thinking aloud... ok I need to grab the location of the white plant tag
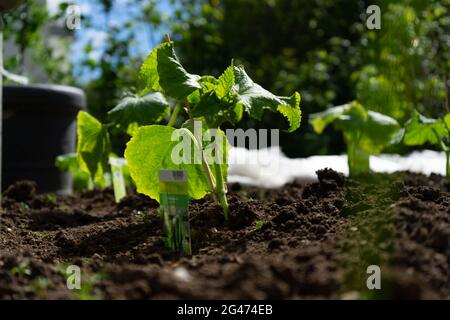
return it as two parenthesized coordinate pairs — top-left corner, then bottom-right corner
(109, 157), (127, 203)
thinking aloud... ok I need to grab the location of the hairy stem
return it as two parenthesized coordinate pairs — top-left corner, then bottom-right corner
(188, 118), (216, 194)
(167, 103), (181, 127)
(214, 162), (229, 220)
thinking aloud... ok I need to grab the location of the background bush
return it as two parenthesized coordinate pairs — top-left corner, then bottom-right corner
(3, 0), (448, 157)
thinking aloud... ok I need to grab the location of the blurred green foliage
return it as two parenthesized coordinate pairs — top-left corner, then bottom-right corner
(2, 0), (74, 84)
(354, 0), (449, 122)
(166, 0), (449, 157)
(3, 0), (449, 157)
(167, 0), (364, 156)
(78, 0), (165, 155)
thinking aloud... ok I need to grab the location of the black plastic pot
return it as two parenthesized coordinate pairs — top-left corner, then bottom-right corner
(2, 84), (85, 193)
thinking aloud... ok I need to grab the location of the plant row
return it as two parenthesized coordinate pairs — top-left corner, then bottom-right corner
(57, 38), (450, 219)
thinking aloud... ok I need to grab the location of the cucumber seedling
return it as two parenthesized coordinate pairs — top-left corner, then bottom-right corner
(56, 90), (170, 194)
(310, 101), (402, 176)
(76, 91), (170, 188)
(403, 111), (450, 180)
(125, 39), (301, 219)
(55, 153), (92, 192)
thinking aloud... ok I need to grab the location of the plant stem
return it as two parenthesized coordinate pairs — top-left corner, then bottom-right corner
(185, 104), (216, 193)
(201, 154), (216, 193)
(167, 104), (181, 127)
(214, 162), (229, 220)
(347, 143), (370, 177)
(188, 118), (216, 193)
(432, 128), (450, 180)
(446, 151), (450, 181)
(185, 104), (228, 218)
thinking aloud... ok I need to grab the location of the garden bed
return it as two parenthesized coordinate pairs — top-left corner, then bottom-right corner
(0, 169), (448, 299)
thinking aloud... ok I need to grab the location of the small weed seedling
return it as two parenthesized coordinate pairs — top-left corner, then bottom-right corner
(45, 194), (57, 206)
(310, 101), (402, 176)
(125, 39), (301, 219)
(403, 111), (450, 180)
(255, 220), (267, 231)
(11, 260), (31, 278)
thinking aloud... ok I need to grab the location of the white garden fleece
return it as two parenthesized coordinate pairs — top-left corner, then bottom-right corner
(228, 148), (446, 188)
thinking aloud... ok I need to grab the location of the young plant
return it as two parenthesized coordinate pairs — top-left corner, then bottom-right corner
(310, 101), (402, 176)
(125, 40), (301, 219)
(73, 92), (170, 189)
(55, 153), (92, 192)
(403, 111), (450, 180)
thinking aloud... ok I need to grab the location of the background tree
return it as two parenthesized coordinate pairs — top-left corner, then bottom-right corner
(354, 0), (449, 122)
(164, 0), (449, 156)
(166, 0), (364, 157)
(2, 0), (74, 84)
(4, 0), (448, 157)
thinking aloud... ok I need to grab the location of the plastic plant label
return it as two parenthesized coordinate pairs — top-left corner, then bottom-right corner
(109, 157), (127, 203)
(158, 169), (192, 255)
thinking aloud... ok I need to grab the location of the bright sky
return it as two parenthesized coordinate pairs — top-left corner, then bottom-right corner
(47, 0), (171, 83)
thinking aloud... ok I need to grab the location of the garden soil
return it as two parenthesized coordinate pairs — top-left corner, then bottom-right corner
(0, 169), (448, 299)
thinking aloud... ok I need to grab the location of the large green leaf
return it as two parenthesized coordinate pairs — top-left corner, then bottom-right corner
(215, 65), (235, 99)
(343, 110), (402, 154)
(77, 111), (111, 185)
(310, 103), (366, 134)
(138, 47), (162, 92)
(188, 68), (242, 128)
(403, 111), (447, 146)
(190, 90), (243, 128)
(232, 65), (301, 132)
(125, 123), (230, 202)
(125, 125), (209, 202)
(444, 113), (450, 131)
(139, 42), (201, 99)
(108, 92), (170, 133)
(310, 101), (401, 154)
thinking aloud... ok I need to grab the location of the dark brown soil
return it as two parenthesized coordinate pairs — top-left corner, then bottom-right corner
(0, 170), (448, 300)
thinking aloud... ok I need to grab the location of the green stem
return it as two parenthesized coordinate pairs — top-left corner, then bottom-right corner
(347, 143), (370, 177)
(167, 104), (181, 127)
(188, 118), (216, 193)
(446, 151), (450, 181)
(214, 162), (229, 220)
(432, 128), (449, 180)
(185, 104), (228, 218)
